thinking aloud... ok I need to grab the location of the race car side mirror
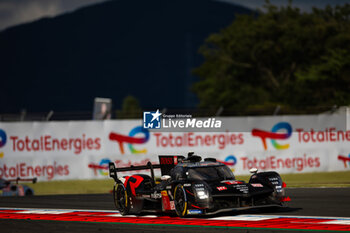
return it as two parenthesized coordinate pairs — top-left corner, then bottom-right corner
(161, 175), (171, 181)
(249, 168), (258, 174)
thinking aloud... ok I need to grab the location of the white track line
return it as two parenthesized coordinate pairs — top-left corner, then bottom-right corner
(1, 207), (350, 222)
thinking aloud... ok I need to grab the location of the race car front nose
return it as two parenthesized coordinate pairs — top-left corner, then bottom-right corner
(193, 186), (212, 208)
(195, 190), (208, 199)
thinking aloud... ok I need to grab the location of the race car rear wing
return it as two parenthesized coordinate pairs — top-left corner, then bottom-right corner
(109, 161), (161, 183)
(7, 177), (37, 184)
(109, 155), (184, 183)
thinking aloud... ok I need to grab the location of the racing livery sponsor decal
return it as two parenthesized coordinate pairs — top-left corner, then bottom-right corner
(223, 180), (243, 185)
(161, 190), (172, 211)
(124, 175), (144, 196)
(216, 186), (227, 191)
(187, 209), (203, 215)
(235, 185), (249, 193)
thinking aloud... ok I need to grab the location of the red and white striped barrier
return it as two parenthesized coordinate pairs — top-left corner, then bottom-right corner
(0, 207), (350, 232)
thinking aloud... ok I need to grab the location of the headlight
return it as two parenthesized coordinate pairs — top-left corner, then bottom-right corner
(195, 188), (209, 199)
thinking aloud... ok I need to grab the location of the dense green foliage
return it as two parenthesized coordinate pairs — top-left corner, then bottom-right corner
(116, 95), (143, 118)
(193, 2), (350, 115)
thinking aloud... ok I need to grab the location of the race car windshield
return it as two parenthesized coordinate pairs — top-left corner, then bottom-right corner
(187, 166), (235, 181)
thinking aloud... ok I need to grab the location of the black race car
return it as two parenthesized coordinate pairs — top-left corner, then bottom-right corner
(109, 153), (290, 217)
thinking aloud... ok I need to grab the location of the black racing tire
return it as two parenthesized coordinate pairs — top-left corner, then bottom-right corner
(174, 184), (188, 217)
(267, 188), (283, 206)
(25, 189), (33, 196)
(113, 183), (129, 215)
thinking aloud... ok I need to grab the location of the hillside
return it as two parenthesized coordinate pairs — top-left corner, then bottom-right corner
(0, 0), (252, 113)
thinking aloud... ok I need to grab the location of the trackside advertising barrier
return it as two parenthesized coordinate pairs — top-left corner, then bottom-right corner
(0, 109), (350, 181)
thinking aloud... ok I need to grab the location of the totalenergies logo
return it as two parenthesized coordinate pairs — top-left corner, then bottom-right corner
(0, 129), (7, 158)
(218, 155), (237, 172)
(223, 155), (237, 166)
(98, 158), (111, 176)
(109, 126), (150, 154)
(338, 154), (350, 168)
(252, 122), (292, 150)
(88, 158), (111, 176)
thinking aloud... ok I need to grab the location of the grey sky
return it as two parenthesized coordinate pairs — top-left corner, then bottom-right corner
(0, 0), (108, 31)
(0, 0), (349, 32)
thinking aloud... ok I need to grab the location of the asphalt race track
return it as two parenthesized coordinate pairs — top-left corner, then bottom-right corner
(0, 188), (350, 233)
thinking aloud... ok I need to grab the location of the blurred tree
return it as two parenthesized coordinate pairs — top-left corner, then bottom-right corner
(193, 2), (350, 115)
(116, 95), (143, 118)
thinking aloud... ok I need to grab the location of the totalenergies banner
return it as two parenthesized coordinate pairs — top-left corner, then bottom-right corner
(0, 110), (350, 181)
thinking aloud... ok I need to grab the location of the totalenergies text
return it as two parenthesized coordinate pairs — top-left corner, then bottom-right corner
(10, 135), (101, 155)
(241, 154), (320, 171)
(296, 128), (350, 143)
(153, 132), (244, 149)
(0, 162), (69, 180)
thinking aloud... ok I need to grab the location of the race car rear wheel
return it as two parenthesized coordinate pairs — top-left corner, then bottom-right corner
(113, 183), (129, 215)
(174, 184), (188, 217)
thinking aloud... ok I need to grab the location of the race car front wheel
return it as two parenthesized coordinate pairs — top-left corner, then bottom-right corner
(174, 184), (188, 217)
(113, 183), (129, 215)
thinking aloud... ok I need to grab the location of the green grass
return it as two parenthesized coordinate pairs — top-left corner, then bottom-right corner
(25, 179), (115, 195)
(25, 171), (350, 195)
